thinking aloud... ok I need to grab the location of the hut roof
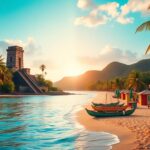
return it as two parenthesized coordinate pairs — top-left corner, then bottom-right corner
(120, 90), (129, 93)
(120, 90), (136, 94)
(138, 90), (150, 95)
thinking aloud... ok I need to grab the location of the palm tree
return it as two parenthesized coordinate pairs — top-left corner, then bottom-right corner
(0, 55), (5, 81)
(40, 64), (46, 75)
(0, 55), (5, 67)
(136, 6), (150, 54)
(127, 71), (146, 92)
(136, 21), (150, 32)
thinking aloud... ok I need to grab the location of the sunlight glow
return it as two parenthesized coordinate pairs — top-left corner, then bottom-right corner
(64, 62), (83, 76)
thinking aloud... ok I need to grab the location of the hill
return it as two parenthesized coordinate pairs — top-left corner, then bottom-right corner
(54, 59), (150, 90)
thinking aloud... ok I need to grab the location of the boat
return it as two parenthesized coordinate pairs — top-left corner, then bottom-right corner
(85, 103), (137, 117)
(92, 101), (124, 107)
(91, 105), (128, 112)
(112, 95), (117, 98)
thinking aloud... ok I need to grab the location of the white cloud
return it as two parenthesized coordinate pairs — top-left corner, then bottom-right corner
(78, 45), (139, 69)
(75, 0), (150, 27)
(98, 2), (119, 18)
(117, 0), (150, 24)
(77, 0), (92, 9)
(121, 0), (150, 16)
(117, 15), (134, 24)
(74, 13), (108, 27)
(0, 37), (42, 57)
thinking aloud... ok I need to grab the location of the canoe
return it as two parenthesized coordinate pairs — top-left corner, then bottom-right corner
(112, 95), (118, 98)
(92, 101), (120, 107)
(85, 107), (136, 117)
(85, 103), (137, 117)
(92, 105), (128, 112)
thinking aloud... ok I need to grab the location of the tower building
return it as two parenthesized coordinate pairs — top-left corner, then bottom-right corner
(6, 46), (24, 70)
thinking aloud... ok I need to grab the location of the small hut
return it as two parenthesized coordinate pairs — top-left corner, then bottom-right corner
(120, 90), (137, 103)
(138, 90), (150, 106)
(120, 90), (128, 100)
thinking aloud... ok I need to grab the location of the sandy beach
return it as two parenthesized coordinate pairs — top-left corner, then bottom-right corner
(76, 92), (150, 150)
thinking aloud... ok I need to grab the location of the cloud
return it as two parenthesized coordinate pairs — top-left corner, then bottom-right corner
(0, 37), (41, 55)
(121, 0), (150, 16)
(117, 0), (150, 24)
(117, 15), (134, 24)
(75, 0), (150, 27)
(77, 0), (92, 9)
(98, 2), (119, 18)
(78, 45), (139, 69)
(74, 13), (108, 27)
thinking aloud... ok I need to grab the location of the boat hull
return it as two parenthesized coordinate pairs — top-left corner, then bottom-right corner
(92, 101), (121, 107)
(85, 102), (137, 117)
(92, 105), (128, 112)
(85, 108), (135, 117)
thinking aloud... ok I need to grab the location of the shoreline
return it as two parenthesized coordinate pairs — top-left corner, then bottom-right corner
(0, 91), (74, 98)
(76, 92), (150, 150)
(76, 109), (136, 150)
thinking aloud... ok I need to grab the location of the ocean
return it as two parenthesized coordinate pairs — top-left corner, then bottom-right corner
(0, 91), (119, 150)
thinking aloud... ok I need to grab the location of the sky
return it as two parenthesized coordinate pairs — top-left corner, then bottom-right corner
(0, 0), (150, 81)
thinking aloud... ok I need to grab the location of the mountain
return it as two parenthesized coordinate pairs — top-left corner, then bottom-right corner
(54, 59), (150, 90)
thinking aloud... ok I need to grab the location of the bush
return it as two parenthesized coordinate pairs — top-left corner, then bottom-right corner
(50, 87), (59, 91)
(45, 80), (53, 91)
(35, 74), (57, 92)
(1, 81), (15, 93)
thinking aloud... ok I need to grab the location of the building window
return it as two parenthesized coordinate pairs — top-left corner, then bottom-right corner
(10, 57), (12, 62)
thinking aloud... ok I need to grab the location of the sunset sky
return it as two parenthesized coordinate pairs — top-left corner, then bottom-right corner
(0, 0), (150, 81)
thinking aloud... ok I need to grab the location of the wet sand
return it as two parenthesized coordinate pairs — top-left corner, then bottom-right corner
(76, 93), (150, 150)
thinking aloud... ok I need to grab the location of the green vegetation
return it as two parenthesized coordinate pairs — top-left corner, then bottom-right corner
(40, 64), (46, 75)
(136, 7), (150, 54)
(0, 55), (15, 93)
(89, 70), (150, 92)
(35, 74), (59, 92)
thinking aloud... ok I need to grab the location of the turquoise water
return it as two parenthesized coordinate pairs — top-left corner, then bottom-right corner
(0, 91), (119, 150)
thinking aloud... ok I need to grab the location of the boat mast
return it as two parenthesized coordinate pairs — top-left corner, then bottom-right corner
(105, 80), (108, 104)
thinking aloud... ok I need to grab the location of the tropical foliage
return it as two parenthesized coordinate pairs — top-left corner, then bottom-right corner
(40, 64), (46, 75)
(0, 55), (15, 93)
(88, 70), (150, 92)
(136, 6), (150, 54)
(126, 70), (146, 92)
(35, 74), (58, 92)
(136, 21), (150, 33)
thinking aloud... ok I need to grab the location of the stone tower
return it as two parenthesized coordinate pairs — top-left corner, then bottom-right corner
(6, 46), (24, 70)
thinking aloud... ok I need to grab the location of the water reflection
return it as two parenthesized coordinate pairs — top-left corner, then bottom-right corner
(0, 92), (119, 149)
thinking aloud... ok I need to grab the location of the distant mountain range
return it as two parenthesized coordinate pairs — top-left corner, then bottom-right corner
(54, 59), (150, 90)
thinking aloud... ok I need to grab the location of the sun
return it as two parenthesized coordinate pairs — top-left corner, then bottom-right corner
(66, 69), (82, 76)
(64, 63), (83, 76)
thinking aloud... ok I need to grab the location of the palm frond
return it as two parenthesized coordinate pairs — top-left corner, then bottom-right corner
(0, 55), (5, 67)
(136, 21), (150, 33)
(145, 44), (150, 55)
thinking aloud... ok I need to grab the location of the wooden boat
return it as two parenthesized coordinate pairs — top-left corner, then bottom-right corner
(92, 101), (124, 107)
(85, 103), (137, 117)
(92, 101), (119, 106)
(92, 105), (128, 112)
(112, 95), (120, 98)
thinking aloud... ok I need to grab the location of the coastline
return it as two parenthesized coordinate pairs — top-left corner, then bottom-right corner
(76, 92), (150, 150)
(0, 91), (74, 98)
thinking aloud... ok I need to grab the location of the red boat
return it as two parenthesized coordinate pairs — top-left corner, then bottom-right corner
(91, 105), (129, 112)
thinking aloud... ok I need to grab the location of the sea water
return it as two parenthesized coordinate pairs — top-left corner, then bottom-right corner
(0, 91), (119, 150)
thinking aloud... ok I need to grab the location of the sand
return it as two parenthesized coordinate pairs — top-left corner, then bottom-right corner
(76, 92), (150, 150)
